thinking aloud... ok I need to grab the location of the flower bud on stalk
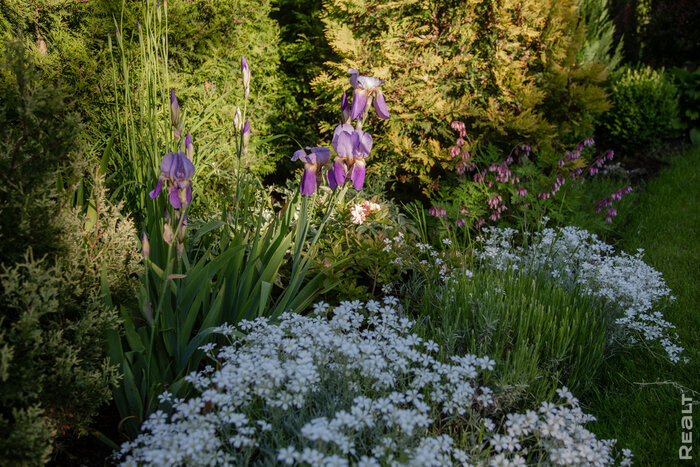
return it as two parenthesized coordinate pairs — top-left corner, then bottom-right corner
(341, 92), (351, 124)
(185, 132), (194, 161)
(170, 90), (180, 130)
(177, 224), (187, 243)
(163, 223), (174, 244)
(241, 56), (250, 100)
(233, 107), (242, 132)
(176, 241), (184, 258)
(141, 232), (150, 259)
(242, 119), (250, 157)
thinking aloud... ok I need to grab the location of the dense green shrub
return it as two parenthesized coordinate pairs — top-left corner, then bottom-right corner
(271, 0), (338, 179)
(602, 65), (681, 157)
(312, 0), (610, 191)
(0, 40), (138, 464)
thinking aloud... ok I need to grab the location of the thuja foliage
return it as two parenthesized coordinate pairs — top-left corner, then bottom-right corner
(577, 0), (624, 71)
(272, 0), (338, 178)
(313, 0), (610, 189)
(0, 38), (80, 265)
(0, 40), (139, 465)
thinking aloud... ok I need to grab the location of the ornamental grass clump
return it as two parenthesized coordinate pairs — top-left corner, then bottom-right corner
(117, 299), (631, 466)
(475, 225), (683, 362)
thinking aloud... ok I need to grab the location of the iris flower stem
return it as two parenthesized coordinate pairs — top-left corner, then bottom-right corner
(145, 201), (189, 412)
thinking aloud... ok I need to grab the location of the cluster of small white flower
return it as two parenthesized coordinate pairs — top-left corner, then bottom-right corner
(475, 225), (683, 362)
(382, 231), (405, 252)
(414, 242), (455, 283)
(118, 299), (629, 466)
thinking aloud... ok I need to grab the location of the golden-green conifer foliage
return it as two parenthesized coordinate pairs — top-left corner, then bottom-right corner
(315, 0), (610, 188)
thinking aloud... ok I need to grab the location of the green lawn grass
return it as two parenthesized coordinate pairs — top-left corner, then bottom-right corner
(585, 144), (700, 465)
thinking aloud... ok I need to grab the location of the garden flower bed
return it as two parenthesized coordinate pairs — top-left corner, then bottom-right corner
(0, 0), (697, 465)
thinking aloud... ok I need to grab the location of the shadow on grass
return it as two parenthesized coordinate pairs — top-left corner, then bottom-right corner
(585, 144), (700, 465)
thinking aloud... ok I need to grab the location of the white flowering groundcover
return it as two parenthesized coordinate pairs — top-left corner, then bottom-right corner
(118, 299), (633, 466)
(475, 225), (683, 362)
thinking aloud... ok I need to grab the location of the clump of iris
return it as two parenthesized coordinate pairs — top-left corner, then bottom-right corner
(292, 69), (389, 195)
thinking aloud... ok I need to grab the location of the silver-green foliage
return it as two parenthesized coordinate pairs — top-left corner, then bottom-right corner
(416, 267), (613, 409)
(0, 179), (139, 465)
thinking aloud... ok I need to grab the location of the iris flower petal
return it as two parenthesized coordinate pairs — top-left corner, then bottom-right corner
(305, 147), (332, 165)
(333, 131), (354, 158)
(351, 161), (366, 190)
(301, 167), (317, 195)
(292, 148), (307, 162)
(149, 178), (164, 199)
(334, 160), (347, 187)
(351, 89), (368, 120)
(169, 187), (182, 209)
(358, 131), (373, 158)
(348, 68), (359, 88)
(374, 89), (390, 119)
(326, 166), (337, 190)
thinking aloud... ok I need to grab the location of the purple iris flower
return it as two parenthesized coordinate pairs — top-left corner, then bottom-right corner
(331, 123), (355, 186)
(291, 147), (331, 195)
(348, 68), (390, 120)
(149, 152), (195, 208)
(331, 124), (372, 190)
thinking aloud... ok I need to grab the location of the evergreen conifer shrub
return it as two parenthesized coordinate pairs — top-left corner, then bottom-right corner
(314, 0), (610, 191)
(0, 40), (138, 465)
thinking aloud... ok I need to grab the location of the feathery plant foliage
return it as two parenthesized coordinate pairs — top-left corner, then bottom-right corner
(0, 38), (81, 264)
(577, 0), (624, 71)
(313, 0), (610, 192)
